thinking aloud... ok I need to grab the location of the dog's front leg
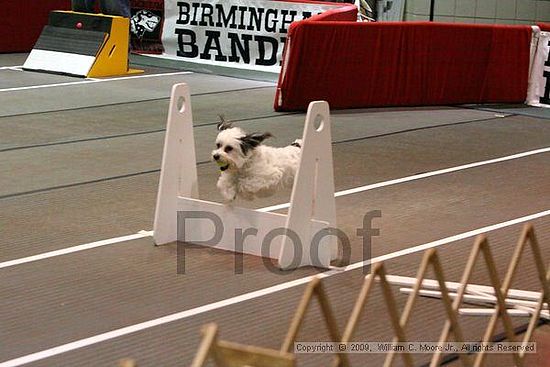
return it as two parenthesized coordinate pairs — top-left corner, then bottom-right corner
(217, 174), (238, 201)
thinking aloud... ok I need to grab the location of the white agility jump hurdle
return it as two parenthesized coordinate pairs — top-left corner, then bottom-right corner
(153, 83), (339, 269)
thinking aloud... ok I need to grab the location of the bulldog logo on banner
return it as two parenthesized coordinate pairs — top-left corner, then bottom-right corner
(131, 0), (165, 54)
(527, 30), (550, 108)
(161, 0), (341, 72)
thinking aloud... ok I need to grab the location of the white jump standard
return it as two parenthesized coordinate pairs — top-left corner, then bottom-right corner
(153, 83), (339, 269)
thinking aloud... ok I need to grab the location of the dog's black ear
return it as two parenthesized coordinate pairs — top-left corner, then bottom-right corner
(217, 115), (233, 131)
(240, 132), (273, 154)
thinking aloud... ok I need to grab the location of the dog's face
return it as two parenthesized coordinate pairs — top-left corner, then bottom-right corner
(211, 116), (272, 172)
(212, 127), (247, 171)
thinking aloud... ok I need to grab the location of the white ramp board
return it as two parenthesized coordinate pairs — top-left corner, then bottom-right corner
(24, 49), (96, 77)
(154, 83), (338, 269)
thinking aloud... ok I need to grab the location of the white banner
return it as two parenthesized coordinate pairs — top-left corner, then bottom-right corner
(160, 0), (342, 73)
(527, 30), (550, 108)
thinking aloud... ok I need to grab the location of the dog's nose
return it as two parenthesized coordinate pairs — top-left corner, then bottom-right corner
(213, 154), (220, 161)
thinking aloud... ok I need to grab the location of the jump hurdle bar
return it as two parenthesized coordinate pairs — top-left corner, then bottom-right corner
(153, 83), (339, 269)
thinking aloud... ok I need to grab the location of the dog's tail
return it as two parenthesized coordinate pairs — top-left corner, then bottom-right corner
(290, 139), (302, 148)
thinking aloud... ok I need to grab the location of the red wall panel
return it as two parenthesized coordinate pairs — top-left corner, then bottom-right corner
(2, 0), (71, 53)
(276, 21), (532, 111)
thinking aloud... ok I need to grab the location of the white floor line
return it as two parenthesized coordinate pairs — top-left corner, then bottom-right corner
(0, 71), (193, 93)
(258, 146), (550, 212)
(1, 146), (548, 270)
(0, 65), (23, 70)
(0, 232), (153, 270)
(1, 209), (548, 367)
(0, 65), (23, 71)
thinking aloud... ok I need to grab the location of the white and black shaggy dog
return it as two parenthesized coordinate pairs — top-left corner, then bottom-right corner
(212, 116), (302, 201)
